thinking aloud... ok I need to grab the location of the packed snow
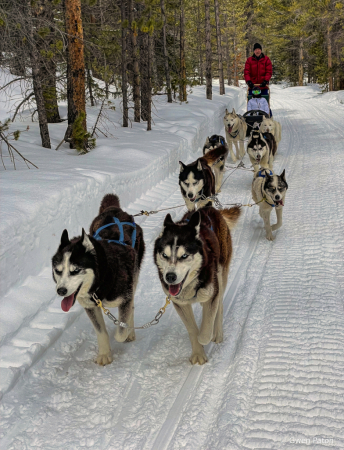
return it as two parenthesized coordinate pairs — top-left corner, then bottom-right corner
(1, 78), (344, 450)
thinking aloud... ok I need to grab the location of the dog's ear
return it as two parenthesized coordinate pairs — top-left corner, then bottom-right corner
(59, 229), (70, 249)
(187, 211), (201, 236)
(164, 213), (174, 228)
(197, 159), (203, 171)
(81, 228), (95, 254)
(225, 108), (229, 115)
(232, 108), (236, 115)
(179, 161), (186, 173)
(205, 136), (210, 144)
(265, 172), (273, 183)
(280, 169), (288, 189)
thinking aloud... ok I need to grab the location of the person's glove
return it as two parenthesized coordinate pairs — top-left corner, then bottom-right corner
(260, 80), (267, 87)
(247, 81), (254, 89)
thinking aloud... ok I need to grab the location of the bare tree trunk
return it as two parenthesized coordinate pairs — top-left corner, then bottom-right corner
(86, 61), (95, 106)
(64, 0), (87, 148)
(327, 24), (333, 91)
(27, 1), (51, 148)
(197, 0), (203, 85)
(38, 0), (61, 123)
(140, 31), (149, 121)
(233, 37), (238, 87)
(299, 37), (304, 86)
(204, 0), (212, 99)
(160, 0), (172, 102)
(147, 31), (152, 131)
(214, 0), (224, 94)
(129, 0), (140, 122)
(121, 0), (128, 127)
(180, 0), (187, 101)
(223, 13), (231, 85)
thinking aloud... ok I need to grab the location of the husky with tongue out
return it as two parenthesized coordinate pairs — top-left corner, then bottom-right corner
(223, 108), (247, 162)
(52, 194), (145, 365)
(154, 205), (241, 365)
(252, 168), (288, 241)
(247, 131), (271, 173)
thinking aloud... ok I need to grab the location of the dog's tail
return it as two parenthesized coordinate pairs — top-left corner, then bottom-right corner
(220, 206), (241, 231)
(202, 145), (228, 167)
(99, 194), (120, 213)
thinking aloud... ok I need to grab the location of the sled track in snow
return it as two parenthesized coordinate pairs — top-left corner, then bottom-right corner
(146, 102), (300, 450)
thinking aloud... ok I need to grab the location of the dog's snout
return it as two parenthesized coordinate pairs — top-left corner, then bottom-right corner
(188, 193), (194, 199)
(275, 195), (280, 200)
(166, 272), (177, 284)
(57, 287), (67, 296)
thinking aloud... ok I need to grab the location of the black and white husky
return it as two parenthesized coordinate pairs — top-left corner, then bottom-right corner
(154, 206), (241, 364)
(247, 131), (274, 173)
(179, 158), (216, 211)
(252, 168), (288, 241)
(52, 194), (145, 365)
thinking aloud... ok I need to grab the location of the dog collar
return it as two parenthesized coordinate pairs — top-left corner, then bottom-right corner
(228, 129), (239, 138)
(93, 217), (137, 248)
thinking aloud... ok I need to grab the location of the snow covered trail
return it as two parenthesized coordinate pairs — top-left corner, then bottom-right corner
(1, 86), (344, 450)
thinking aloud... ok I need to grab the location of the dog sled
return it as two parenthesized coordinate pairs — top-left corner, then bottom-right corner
(243, 84), (270, 137)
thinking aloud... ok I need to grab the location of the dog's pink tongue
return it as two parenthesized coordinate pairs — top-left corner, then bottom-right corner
(61, 293), (75, 312)
(169, 283), (181, 297)
(228, 125), (233, 132)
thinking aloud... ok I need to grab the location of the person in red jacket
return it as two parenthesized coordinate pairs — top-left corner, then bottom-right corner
(244, 43), (272, 94)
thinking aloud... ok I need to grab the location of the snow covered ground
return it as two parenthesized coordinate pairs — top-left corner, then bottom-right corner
(1, 81), (344, 450)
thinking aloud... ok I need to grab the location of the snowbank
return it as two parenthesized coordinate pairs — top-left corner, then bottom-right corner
(0, 81), (245, 299)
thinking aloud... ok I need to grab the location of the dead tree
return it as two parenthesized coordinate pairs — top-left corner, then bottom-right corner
(140, 30), (149, 121)
(214, 0), (224, 94)
(204, 0), (212, 99)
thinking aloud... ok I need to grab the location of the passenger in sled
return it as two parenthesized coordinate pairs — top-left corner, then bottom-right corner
(247, 87), (270, 116)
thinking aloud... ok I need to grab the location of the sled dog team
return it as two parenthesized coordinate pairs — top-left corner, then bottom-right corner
(52, 108), (286, 366)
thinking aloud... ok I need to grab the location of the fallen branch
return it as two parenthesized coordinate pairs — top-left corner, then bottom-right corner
(11, 92), (35, 122)
(0, 131), (38, 169)
(91, 97), (106, 138)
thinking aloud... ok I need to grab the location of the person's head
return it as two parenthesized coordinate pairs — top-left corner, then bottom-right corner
(252, 88), (262, 98)
(253, 43), (262, 57)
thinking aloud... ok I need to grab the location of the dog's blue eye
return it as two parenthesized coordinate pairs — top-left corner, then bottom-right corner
(181, 254), (188, 259)
(193, 182), (197, 186)
(162, 253), (168, 259)
(70, 268), (80, 275)
(55, 269), (62, 275)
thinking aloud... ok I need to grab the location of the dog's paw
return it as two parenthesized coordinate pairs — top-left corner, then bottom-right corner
(95, 352), (113, 366)
(266, 232), (275, 241)
(125, 331), (136, 342)
(189, 351), (208, 365)
(115, 328), (129, 343)
(197, 333), (212, 346)
(212, 333), (223, 344)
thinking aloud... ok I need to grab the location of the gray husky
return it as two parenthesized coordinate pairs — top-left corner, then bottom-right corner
(154, 206), (241, 364)
(52, 194), (145, 365)
(252, 168), (288, 241)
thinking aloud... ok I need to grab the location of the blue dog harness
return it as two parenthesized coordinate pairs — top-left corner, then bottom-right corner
(93, 217), (137, 248)
(258, 169), (273, 178)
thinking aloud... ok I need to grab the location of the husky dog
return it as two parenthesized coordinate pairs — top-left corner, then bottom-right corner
(202, 144), (229, 193)
(154, 206), (241, 364)
(179, 158), (216, 211)
(202, 134), (227, 154)
(247, 131), (273, 172)
(252, 168), (288, 241)
(52, 194), (145, 365)
(223, 108), (247, 162)
(259, 116), (282, 153)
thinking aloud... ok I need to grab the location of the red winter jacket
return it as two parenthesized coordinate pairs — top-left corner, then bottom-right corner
(244, 54), (273, 85)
